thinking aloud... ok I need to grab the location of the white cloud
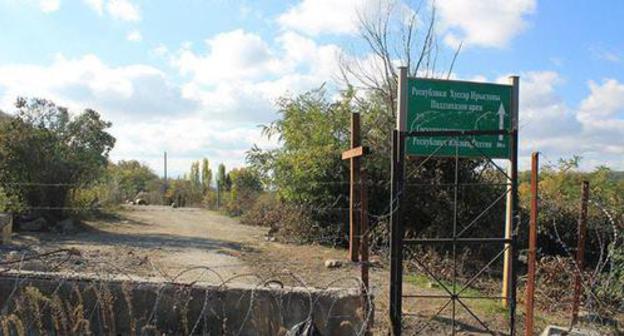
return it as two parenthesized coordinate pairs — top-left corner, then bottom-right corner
(278, 0), (365, 35)
(512, 72), (624, 169)
(172, 29), (279, 85)
(82, 0), (140, 22)
(436, 0), (536, 48)
(579, 79), (624, 121)
(277, 0), (404, 36)
(576, 79), (624, 158)
(0, 54), (195, 121)
(590, 46), (622, 64)
(126, 30), (142, 42)
(0, 54), (281, 176)
(517, 71), (580, 145)
(171, 29), (343, 123)
(83, 0), (103, 15)
(106, 0), (140, 22)
(152, 44), (168, 57)
(39, 0), (60, 13)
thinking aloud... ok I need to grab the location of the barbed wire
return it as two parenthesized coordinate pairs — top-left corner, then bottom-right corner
(0, 248), (376, 336)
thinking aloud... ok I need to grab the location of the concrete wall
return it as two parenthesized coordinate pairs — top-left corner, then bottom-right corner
(0, 270), (368, 335)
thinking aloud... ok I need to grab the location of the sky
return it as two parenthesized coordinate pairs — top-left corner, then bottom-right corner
(0, 0), (622, 176)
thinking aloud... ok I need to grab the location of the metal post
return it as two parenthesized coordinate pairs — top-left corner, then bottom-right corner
(389, 66), (408, 336)
(349, 112), (362, 262)
(571, 181), (589, 325)
(508, 75), (520, 336)
(390, 130), (406, 336)
(525, 152), (539, 336)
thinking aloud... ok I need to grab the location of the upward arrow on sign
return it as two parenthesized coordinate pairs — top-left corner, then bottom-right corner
(497, 102), (506, 141)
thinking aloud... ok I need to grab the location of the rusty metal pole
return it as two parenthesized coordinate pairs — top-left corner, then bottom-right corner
(349, 112), (362, 262)
(571, 181), (589, 325)
(360, 168), (372, 334)
(525, 152), (539, 336)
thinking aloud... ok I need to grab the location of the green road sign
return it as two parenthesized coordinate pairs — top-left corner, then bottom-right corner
(405, 78), (513, 159)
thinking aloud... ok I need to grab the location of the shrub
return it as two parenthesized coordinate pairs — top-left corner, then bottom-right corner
(241, 194), (346, 246)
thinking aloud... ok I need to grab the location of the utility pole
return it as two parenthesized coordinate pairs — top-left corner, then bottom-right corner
(164, 152), (167, 182)
(163, 151), (168, 204)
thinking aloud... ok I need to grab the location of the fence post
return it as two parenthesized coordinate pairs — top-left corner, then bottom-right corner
(525, 152), (539, 336)
(360, 168), (372, 334)
(349, 112), (361, 262)
(571, 181), (589, 325)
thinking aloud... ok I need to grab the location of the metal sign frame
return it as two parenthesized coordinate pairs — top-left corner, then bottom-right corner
(389, 67), (519, 335)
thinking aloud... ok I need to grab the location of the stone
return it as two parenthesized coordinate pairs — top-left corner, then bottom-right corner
(324, 259), (342, 268)
(20, 217), (46, 232)
(540, 325), (603, 336)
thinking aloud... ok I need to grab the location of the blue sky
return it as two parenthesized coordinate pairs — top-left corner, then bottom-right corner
(0, 0), (622, 175)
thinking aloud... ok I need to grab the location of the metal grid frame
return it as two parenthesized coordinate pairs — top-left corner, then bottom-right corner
(389, 128), (519, 336)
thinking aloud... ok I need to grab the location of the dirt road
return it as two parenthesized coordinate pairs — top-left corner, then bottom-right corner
(5, 205), (366, 286)
(6, 206), (270, 283)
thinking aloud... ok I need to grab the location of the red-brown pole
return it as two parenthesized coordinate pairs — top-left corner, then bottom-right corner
(525, 152), (539, 336)
(360, 169), (369, 290)
(360, 168), (371, 333)
(571, 181), (589, 325)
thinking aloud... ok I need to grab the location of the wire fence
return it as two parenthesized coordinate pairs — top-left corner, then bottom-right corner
(1, 165), (623, 334)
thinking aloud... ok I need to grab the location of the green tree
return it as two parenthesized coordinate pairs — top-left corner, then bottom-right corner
(216, 164), (228, 191)
(225, 168), (263, 215)
(0, 97), (115, 220)
(109, 160), (159, 201)
(189, 161), (201, 189)
(247, 87), (350, 206)
(201, 158), (212, 193)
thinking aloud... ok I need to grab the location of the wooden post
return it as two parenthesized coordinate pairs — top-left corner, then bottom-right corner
(502, 164), (513, 307)
(525, 152), (539, 336)
(360, 169), (369, 289)
(571, 181), (589, 325)
(349, 113), (361, 262)
(360, 168), (372, 334)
